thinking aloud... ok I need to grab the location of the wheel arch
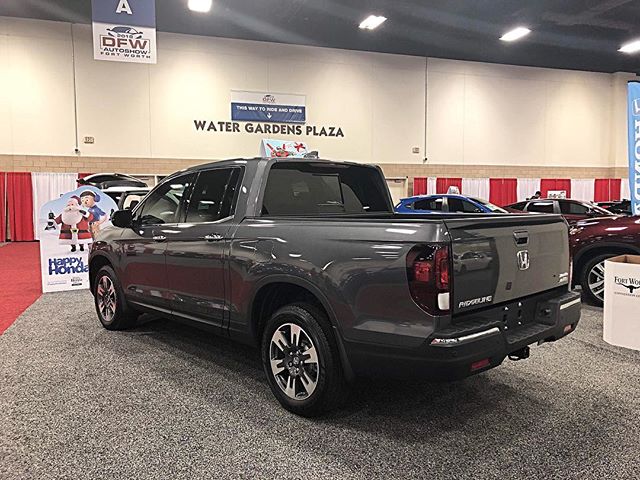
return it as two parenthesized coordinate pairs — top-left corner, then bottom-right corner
(574, 242), (640, 280)
(88, 253), (114, 293)
(248, 275), (354, 380)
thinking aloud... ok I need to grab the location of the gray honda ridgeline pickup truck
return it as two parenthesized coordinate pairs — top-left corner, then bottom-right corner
(90, 157), (581, 416)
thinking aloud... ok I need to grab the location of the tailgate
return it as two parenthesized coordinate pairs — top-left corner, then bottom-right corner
(444, 215), (571, 315)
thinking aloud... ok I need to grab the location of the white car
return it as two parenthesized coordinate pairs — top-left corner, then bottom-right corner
(77, 173), (151, 209)
(453, 251), (492, 273)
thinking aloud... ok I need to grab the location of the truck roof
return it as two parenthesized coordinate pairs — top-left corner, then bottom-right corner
(176, 157), (371, 174)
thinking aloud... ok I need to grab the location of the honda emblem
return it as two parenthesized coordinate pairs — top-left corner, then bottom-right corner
(517, 250), (530, 271)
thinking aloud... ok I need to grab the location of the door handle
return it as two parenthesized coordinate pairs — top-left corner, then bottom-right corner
(204, 234), (223, 242)
(153, 235), (167, 242)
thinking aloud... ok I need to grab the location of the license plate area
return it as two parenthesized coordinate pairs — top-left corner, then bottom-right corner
(499, 297), (539, 332)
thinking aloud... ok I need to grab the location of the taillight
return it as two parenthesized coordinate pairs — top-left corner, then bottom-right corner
(435, 246), (449, 291)
(407, 244), (451, 315)
(568, 258), (574, 286)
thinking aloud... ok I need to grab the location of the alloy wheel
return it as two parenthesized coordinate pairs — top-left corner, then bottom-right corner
(587, 260), (606, 302)
(269, 323), (319, 400)
(97, 275), (117, 323)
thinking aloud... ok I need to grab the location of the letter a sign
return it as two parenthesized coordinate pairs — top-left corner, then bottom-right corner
(116, 0), (133, 14)
(91, 0), (157, 64)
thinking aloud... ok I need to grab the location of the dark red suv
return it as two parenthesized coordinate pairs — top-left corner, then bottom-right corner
(570, 215), (640, 305)
(507, 198), (614, 224)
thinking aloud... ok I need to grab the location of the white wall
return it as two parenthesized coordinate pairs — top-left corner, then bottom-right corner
(1, 18), (426, 164)
(0, 16), (636, 169)
(426, 58), (631, 168)
(0, 17), (76, 156)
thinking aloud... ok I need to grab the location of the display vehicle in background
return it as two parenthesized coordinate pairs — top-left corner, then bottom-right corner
(105, 186), (152, 210)
(570, 215), (640, 306)
(596, 199), (632, 216)
(89, 158), (581, 416)
(78, 173), (148, 190)
(506, 198), (614, 224)
(77, 173), (151, 209)
(396, 194), (508, 214)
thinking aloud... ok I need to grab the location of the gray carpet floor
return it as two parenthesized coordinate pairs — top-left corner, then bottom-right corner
(1, 292), (639, 480)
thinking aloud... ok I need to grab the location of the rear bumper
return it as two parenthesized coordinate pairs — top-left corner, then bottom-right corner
(346, 290), (581, 380)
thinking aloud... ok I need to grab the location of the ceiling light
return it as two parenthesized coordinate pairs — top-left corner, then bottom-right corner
(619, 40), (640, 54)
(188, 0), (212, 13)
(500, 27), (531, 42)
(359, 15), (387, 30)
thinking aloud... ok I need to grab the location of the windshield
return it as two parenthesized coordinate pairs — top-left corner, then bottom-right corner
(471, 197), (508, 213)
(590, 204), (616, 216)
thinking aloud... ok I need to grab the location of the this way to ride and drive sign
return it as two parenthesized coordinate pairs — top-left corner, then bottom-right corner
(231, 91), (306, 124)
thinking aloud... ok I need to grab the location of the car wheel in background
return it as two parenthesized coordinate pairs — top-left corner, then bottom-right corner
(93, 265), (138, 330)
(580, 254), (612, 307)
(261, 302), (347, 417)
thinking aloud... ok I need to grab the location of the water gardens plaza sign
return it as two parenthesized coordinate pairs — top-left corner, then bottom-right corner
(195, 90), (345, 138)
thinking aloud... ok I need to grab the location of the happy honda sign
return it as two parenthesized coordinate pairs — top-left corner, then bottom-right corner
(92, 0), (157, 64)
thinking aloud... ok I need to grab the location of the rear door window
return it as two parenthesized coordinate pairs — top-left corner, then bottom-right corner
(262, 162), (390, 215)
(448, 198), (483, 213)
(186, 168), (242, 223)
(413, 197), (444, 211)
(527, 201), (556, 214)
(559, 202), (589, 215)
(509, 202), (528, 211)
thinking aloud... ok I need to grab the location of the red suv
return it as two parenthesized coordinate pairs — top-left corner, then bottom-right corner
(507, 198), (614, 224)
(570, 215), (640, 305)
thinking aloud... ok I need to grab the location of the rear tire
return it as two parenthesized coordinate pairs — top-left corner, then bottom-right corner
(261, 302), (348, 417)
(580, 254), (611, 307)
(93, 265), (138, 330)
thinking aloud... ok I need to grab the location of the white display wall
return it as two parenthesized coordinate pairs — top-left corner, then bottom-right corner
(426, 59), (635, 169)
(0, 16), (637, 170)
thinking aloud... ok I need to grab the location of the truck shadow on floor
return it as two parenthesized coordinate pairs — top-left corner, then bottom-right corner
(119, 312), (598, 444)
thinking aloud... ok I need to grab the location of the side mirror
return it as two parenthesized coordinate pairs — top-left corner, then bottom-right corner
(111, 209), (133, 228)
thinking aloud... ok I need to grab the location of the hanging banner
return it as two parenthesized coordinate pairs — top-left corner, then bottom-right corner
(260, 139), (310, 158)
(92, 0), (157, 64)
(38, 187), (118, 293)
(628, 81), (640, 215)
(232, 91), (306, 123)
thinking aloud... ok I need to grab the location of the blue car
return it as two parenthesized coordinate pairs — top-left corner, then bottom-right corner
(395, 194), (507, 214)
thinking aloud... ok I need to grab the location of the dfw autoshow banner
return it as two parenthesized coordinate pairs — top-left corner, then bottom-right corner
(628, 81), (640, 215)
(92, 0), (157, 64)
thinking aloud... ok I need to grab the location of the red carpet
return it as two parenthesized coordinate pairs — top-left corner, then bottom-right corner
(0, 242), (42, 335)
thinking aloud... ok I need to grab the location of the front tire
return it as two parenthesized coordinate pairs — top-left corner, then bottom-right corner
(580, 254), (611, 307)
(261, 303), (347, 416)
(93, 265), (138, 330)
